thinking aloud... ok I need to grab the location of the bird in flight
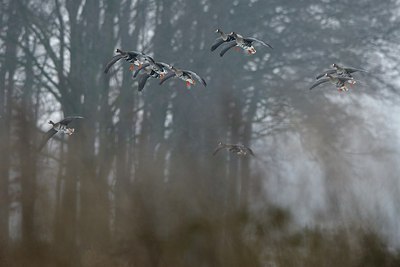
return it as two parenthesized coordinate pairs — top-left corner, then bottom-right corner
(104, 49), (147, 73)
(38, 116), (84, 151)
(159, 65), (207, 88)
(219, 32), (272, 57)
(309, 73), (356, 92)
(213, 142), (255, 157)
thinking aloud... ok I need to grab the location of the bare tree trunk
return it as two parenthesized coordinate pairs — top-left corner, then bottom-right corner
(0, 0), (20, 246)
(239, 89), (260, 208)
(114, 0), (138, 240)
(18, 31), (38, 246)
(77, 0), (110, 251)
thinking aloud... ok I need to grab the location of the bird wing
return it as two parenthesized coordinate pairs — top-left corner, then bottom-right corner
(344, 67), (367, 74)
(142, 54), (156, 64)
(159, 72), (176, 85)
(315, 69), (336, 79)
(210, 38), (226, 51)
(246, 147), (255, 156)
(59, 116), (84, 125)
(156, 62), (171, 70)
(133, 63), (151, 78)
(309, 78), (330, 90)
(38, 128), (58, 151)
(138, 73), (151, 92)
(337, 76), (354, 82)
(219, 41), (238, 57)
(104, 54), (124, 73)
(183, 70), (207, 87)
(244, 37), (273, 49)
(213, 146), (226, 155)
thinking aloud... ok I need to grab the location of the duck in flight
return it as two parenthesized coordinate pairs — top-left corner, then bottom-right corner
(309, 73), (356, 92)
(38, 116), (84, 151)
(315, 64), (367, 79)
(219, 32), (272, 57)
(159, 66), (207, 88)
(210, 29), (235, 51)
(213, 142), (255, 157)
(104, 49), (146, 73)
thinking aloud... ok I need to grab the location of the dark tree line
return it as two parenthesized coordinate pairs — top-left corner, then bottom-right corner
(1, 0), (400, 266)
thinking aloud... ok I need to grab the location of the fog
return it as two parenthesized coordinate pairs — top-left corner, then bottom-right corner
(1, 0), (400, 266)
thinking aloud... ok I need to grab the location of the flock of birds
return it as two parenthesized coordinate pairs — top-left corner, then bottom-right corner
(39, 29), (367, 156)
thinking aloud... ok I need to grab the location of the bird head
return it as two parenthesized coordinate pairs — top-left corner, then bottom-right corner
(331, 63), (339, 69)
(215, 29), (222, 34)
(116, 49), (128, 56)
(247, 46), (256, 54)
(48, 120), (55, 126)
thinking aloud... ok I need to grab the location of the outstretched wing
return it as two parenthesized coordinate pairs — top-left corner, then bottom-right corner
(344, 67), (367, 74)
(337, 76), (354, 83)
(133, 63), (151, 78)
(315, 69), (336, 79)
(245, 37), (273, 49)
(246, 147), (255, 156)
(183, 70), (207, 87)
(219, 41), (238, 57)
(59, 116), (84, 125)
(104, 54), (124, 73)
(38, 128), (58, 151)
(309, 78), (330, 90)
(159, 72), (176, 85)
(156, 62), (171, 70)
(138, 73), (151, 92)
(213, 146), (225, 156)
(142, 54), (156, 64)
(210, 38), (226, 51)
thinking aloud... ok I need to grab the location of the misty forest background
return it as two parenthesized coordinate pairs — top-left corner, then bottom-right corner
(1, 0), (400, 266)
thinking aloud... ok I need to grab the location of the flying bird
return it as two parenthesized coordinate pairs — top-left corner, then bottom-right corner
(219, 32), (272, 57)
(309, 73), (356, 92)
(132, 55), (172, 91)
(133, 55), (171, 79)
(136, 70), (165, 92)
(38, 116), (84, 151)
(210, 29), (235, 51)
(159, 66), (207, 88)
(104, 49), (146, 73)
(315, 64), (367, 79)
(213, 142), (255, 157)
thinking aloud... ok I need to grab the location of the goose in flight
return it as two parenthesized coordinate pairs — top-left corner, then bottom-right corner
(104, 49), (146, 73)
(38, 116), (84, 151)
(309, 73), (356, 92)
(159, 66), (207, 88)
(219, 32), (272, 57)
(210, 29), (235, 51)
(316, 64), (367, 79)
(213, 142), (254, 157)
(133, 55), (171, 80)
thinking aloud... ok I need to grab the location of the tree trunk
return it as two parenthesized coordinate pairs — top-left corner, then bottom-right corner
(0, 0), (20, 246)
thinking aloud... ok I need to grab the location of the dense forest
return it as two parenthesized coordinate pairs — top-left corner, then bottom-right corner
(1, 0), (400, 266)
